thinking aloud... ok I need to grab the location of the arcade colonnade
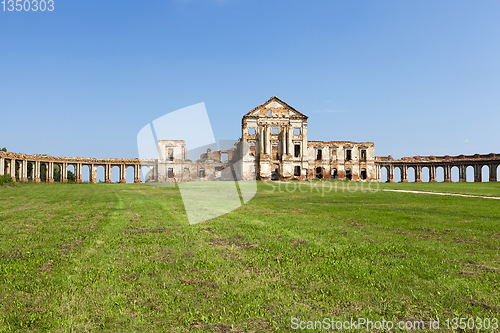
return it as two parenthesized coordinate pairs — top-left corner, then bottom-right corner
(0, 152), (156, 183)
(376, 153), (500, 183)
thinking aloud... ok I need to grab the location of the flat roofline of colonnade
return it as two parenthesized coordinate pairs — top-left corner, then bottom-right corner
(0, 151), (156, 165)
(375, 153), (500, 164)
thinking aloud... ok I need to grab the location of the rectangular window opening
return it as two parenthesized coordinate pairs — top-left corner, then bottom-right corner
(316, 167), (323, 179)
(249, 128), (256, 135)
(316, 149), (322, 161)
(294, 128), (300, 135)
(167, 168), (174, 178)
(294, 166), (301, 176)
(346, 150), (352, 161)
(294, 144), (300, 158)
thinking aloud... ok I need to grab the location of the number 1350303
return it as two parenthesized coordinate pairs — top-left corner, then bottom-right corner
(2, 0), (54, 11)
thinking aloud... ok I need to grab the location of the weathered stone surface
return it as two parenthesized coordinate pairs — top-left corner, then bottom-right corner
(2, 97), (498, 184)
(375, 154), (500, 182)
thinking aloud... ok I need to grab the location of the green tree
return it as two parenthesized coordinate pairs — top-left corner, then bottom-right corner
(67, 170), (75, 182)
(0, 148), (6, 152)
(53, 164), (60, 182)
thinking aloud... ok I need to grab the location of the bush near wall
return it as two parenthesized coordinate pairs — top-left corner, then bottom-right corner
(0, 174), (13, 186)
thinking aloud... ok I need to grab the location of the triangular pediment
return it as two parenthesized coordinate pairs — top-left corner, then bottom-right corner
(244, 96), (308, 119)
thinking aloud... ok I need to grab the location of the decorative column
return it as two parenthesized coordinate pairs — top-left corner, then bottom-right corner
(8, 160), (16, 181)
(89, 164), (96, 183)
(287, 126), (292, 156)
(20, 160), (27, 182)
(458, 165), (467, 182)
(265, 125), (270, 157)
(120, 164), (126, 183)
(429, 165), (437, 182)
(62, 163), (68, 183)
(76, 163), (82, 183)
(489, 164), (498, 182)
(258, 126), (265, 157)
(302, 124), (308, 161)
(134, 165), (141, 183)
(33, 161), (39, 182)
(149, 165), (155, 181)
(105, 164), (111, 183)
(415, 165), (422, 182)
(47, 162), (54, 183)
(444, 165), (451, 182)
(387, 165), (394, 183)
(474, 164), (482, 182)
(0, 157), (4, 176)
(401, 165), (408, 182)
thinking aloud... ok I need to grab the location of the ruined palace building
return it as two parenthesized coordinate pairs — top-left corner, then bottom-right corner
(1, 96), (499, 183)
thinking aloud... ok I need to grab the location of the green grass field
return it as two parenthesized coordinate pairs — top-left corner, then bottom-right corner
(1, 181), (499, 332)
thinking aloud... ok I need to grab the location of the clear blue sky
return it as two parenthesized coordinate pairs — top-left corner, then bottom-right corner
(1, 0), (499, 161)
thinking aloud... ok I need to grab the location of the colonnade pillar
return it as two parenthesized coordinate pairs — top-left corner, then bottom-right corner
(489, 164), (498, 182)
(105, 164), (112, 183)
(444, 165), (451, 182)
(89, 164), (96, 183)
(47, 162), (54, 183)
(429, 166), (437, 182)
(75, 163), (82, 183)
(458, 165), (467, 182)
(474, 164), (482, 182)
(61, 163), (68, 182)
(120, 165), (126, 183)
(401, 165), (408, 182)
(20, 160), (28, 182)
(9, 160), (16, 181)
(0, 158), (4, 176)
(33, 161), (40, 182)
(415, 166), (422, 182)
(134, 165), (141, 183)
(386, 165), (394, 183)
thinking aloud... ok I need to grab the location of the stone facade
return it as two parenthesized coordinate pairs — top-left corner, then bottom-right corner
(3, 96), (498, 184)
(376, 153), (500, 183)
(240, 96), (377, 181)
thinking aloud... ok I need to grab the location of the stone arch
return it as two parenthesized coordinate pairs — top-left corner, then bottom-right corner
(271, 165), (280, 180)
(345, 168), (352, 181)
(360, 168), (367, 180)
(407, 166), (416, 182)
(96, 165), (105, 183)
(466, 165), (474, 182)
(112, 166), (120, 183)
(436, 166), (445, 182)
(141, 166), (151, 182)
(82, 165), (90, 183)
(482, 165), (489, 182)
(331, 168), (338, 180)
(27, 161), (34, 181)
(67, 164), (75, 182)
(451, 166), (460, 182)
(126, 166), (135, 183)
(380, 166), (388, 182)
(394, 167), (401, 182)
(421, 167), (430, 182)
